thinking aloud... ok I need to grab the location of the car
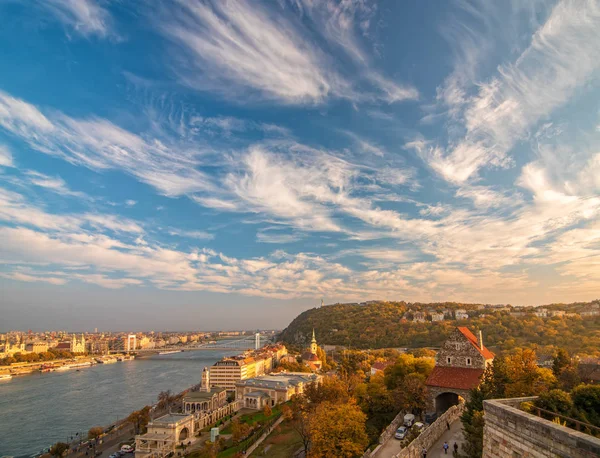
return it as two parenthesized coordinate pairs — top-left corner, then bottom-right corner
(121, 445), (134, 453)
(394, 426), (408, 440)
(413, 422), (425, 433)
(109, 454), (119, 458)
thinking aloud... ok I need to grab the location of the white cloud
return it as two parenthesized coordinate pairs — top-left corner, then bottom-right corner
(425, 0), (600, 184)
(24, 170), (88, 198)
(125, 200), (137, 207)
(0, 90), (215, 197)
(0, 145), (13, 167)
(43, 0), (113, 38)
(168, 229), (214, 240)
(162, 0), (338, 104)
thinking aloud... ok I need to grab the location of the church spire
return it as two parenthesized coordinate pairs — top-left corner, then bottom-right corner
(312, 328), (316, 343)
(310, 329), (317, 355)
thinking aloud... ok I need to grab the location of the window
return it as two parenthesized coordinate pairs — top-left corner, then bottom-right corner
(447, 357), (452, 364)
(466, 358), (472, 366)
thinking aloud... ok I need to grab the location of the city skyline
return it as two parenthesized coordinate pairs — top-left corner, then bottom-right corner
(1, 0), (600, 330)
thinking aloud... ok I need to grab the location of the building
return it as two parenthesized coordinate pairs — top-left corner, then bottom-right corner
(70, 334), (86, 353)
(431, 312), (445, 322)
(134, 414), (194, 458)
(413, 311), (426, 323)
(581, 310), (600, 317)
(301, 330), (322, 371)
(455, 310), (469, 320)
(25, 342), (48, 353)
(549, 310), (566, 317)
(482, 397), (600, 457)
(235, 372), (321, 409)
(534, 308), (548, 318)
(183, 367), (227, 414)
(371, 361), (393, 376)
(426, 327), (494, 414)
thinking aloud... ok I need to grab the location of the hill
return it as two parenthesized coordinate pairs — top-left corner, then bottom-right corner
(279, 300), (600, 357)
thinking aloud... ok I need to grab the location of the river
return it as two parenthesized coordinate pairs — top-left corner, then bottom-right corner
(0, 349), (240, 457)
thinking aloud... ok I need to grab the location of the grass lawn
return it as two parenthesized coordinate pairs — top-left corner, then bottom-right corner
(250, 420), (302, 458)
(221, 406), (282, 435)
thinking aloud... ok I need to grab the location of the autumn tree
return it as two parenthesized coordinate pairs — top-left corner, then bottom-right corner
(87, 426), (104, 439)
(287, 395), (312, 457)
(308, 400), (368, 458)
(392, 373), (428, 416)
(126, 406), (151, 434)
(231, 418), (250, 444)
(49, 442), (69, 457)
(157, 390), (173, 410)
(263, 403), (272, 418)
(304, 377), (351, 405)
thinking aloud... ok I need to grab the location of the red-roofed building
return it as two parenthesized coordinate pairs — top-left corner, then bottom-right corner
(426, 327), (494, 414)
(370, 361), (393, 376)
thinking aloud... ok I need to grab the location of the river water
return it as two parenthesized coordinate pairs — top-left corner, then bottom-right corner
(0, 349), (239, 457)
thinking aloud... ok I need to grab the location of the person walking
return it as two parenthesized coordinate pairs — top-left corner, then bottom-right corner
(454, 442), (459, 454)
(443, 441), (449, 454)
(422, 447), (427, 458)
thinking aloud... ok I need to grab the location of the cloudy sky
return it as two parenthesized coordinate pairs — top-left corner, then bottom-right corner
(1, 0), (599, 331)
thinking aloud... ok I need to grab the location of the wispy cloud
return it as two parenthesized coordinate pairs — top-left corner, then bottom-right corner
(424, 0), (600, 184)
(24, 171), (89, 199)
(43, 0), (113, 38)
(0, 145), (13, 167)
(167, 228), (214, 240)
(0, 90), (215, 197)
(162, 0), (339, 104)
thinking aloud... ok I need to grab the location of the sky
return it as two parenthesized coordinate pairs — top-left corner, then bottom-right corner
(0, 0), (599, 331)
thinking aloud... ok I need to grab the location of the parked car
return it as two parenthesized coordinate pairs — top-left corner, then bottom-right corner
(413, 422), (425, 433)
(121, 445), (134, 453)
(425, 412), (437, 424)
(403, 413), (415, 427)
(394, 426), (408, 440)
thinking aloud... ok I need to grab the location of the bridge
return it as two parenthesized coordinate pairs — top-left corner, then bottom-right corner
(111, 333), (269, 355)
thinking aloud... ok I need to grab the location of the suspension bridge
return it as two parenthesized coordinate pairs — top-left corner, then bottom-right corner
(111, 333), (269, 355)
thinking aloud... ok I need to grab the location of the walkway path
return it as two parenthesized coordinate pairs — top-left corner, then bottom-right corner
(423, 420), (464, 458)
(375, 419), (464, 458)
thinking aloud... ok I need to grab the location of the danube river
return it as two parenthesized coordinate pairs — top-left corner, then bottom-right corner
(0, 349), (239, 457)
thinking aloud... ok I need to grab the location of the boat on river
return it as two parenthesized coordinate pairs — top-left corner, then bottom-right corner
(0, 374), (12, 381)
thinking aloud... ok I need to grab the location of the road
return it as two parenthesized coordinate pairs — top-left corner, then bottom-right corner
(374, 420), (464, 458)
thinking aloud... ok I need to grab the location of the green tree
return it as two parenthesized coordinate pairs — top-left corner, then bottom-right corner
(534, 389), (573, 417)
(552, 349), (571, 377)
(571, 384), (600, 427)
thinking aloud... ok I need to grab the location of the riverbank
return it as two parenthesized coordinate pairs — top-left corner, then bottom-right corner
(0, 354), (134, 378)
(0, 350), (239, 456)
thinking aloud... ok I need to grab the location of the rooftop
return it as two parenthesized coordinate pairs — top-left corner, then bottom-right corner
(426, 366), (484, 390)
(151, 413), (192, 425)
(457, 327), (494, 359)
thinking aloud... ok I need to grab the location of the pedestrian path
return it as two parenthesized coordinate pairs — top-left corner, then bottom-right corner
(423, 420), (464, 458)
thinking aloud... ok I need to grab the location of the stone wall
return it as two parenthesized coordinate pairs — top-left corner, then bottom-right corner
(483, 397), (600, 458)
(392, 403), (465, 458)
(436, 328), (486, 369)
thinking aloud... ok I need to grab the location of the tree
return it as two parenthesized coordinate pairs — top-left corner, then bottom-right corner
(49, 442), (69, 457)
(288, 395), (312, 457)
(392, 373), (428, 416)
(231, 418), (250, 444)
(126, 406), (151, 434)
(304, 377), (351, 405)
(308, 400), (368, 458)
(571, 384), (600, 427)
(157, 390), (173, 409)
(552, 349), (571, 377)
(87, 426), (104, 439)
(534, 390), (573, 417)
(263, 403), (272, 418)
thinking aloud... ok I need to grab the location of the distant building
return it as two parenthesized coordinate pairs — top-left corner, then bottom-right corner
(301, 330), (322, 371)
(413, 311), (426, 323)
(235, 372), (321, 410)
(581, 310), (600, 317)
(431, 312), (445, 322)
(549, 310), (566, 317)
(371, 361), (393, 376)
(70, 334), (86, 353)
(426, 327), (494, 414)
(25, 342), (48, 353)
(535, 308), (548, 318)
(455, 310), (469, 320)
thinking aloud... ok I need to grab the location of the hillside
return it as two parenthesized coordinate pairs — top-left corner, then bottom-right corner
(279, 300), (600, 356)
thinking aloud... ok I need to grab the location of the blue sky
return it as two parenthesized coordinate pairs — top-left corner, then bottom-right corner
(1, 0), (599, 331)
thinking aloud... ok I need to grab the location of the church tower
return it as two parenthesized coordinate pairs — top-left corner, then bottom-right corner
(201, 366), (210, 392)
(310, 329), (318, 355)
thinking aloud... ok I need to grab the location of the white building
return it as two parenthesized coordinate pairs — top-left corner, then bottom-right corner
(455, 310), (469, 320)
(431, 313), (445, 322)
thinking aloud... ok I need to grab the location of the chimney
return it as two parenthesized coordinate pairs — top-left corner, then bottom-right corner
(478, 330), (484, 350)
